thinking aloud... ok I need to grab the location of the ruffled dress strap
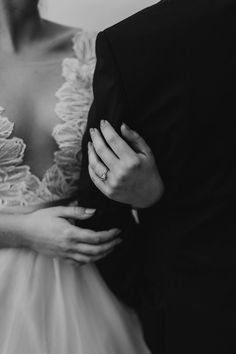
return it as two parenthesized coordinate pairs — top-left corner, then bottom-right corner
(50, 31), (97, 198)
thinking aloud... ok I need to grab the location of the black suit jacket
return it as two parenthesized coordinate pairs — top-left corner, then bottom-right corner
(78, 1), (236, 352)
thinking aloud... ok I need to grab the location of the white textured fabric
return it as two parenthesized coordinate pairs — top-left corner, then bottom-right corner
(0, 31), (150, 354)
(0, 31), (96, 207)
(0, 251), (149, 354)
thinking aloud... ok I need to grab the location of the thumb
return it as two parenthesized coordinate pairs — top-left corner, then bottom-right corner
(121, 123), (152, 156)
(47, 206), (96, 220)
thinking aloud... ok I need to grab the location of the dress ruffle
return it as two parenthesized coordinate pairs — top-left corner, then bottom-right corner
(0, 107), (42, 207)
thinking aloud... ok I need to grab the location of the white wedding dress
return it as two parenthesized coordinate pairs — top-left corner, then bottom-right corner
(0, 31), (150, 354)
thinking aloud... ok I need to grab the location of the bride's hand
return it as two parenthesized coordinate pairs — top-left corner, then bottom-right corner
(21, 206), (121, 265)
(88, 121), (164, 209)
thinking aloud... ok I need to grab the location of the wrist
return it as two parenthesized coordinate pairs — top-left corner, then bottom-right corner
(0, 213), (29, 249)
(16, 213), (36, 250)
(131, 177), (164, 209)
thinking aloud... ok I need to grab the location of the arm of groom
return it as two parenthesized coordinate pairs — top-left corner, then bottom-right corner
(88, 120), (164, 209)
(76, 31), (134, 231)
(76, 30), (162, 305)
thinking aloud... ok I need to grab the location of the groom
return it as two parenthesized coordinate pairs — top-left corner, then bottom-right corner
(78, 0), (236, 353)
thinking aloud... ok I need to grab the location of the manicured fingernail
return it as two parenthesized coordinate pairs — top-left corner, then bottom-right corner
(100, 120), (107, 129)
(90, 128), (95, 137)
(122, 123), (130, 130)
(85, 208), (96, 215)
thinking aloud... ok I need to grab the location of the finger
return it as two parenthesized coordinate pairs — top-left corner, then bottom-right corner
(64, 258), (82, 267)
(100, 120), (137, 161)
(121, 123), (152, 156)
(90, 248), (115, 262)
(88, 142), (108, 179)
(90, 128), (119, 170)
(64, 256), (89, 265)
(47, 206), (96, 219)
(67, 247), (116, 264)
(88, 165), (111, 197)
(69, 238), (122, 256)
(70, 227), (121, 245)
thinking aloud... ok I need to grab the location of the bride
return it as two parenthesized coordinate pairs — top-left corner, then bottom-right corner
(0, 0), (150, 353)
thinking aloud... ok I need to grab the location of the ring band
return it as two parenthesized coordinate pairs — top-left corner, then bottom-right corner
(100, 171), (108, 181)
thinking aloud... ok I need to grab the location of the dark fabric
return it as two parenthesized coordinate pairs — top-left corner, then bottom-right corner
(77, 0), (236, 352)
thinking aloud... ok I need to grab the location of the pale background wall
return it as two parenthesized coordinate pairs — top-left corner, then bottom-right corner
(40, 0), (158, 31)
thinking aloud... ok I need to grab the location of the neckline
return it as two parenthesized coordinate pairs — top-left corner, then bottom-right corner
(0, 29), (96, 206)
(0, 27), (81, 67)
(0, 31), (79, 183)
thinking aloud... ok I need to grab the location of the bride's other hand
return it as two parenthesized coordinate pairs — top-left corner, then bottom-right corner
(20, 206), (121, 265)
(88, 121), (164, 209)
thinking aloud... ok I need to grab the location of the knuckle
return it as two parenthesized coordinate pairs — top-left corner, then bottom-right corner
(90, 247), (100, 256)
(107, 135), (116, 145)
(72, 254), (82, 263)
(115, 169), (126, 181)
(96, 145), (104, 155)
(121, 158), (139, 171)
(109, 178), (119, 190)
(78, 230), (88, 242)
(94, 235), (102, 244)
(64, 243), (74, 253)
(79, 244), (90, 254)
(86, 245), (99, 256)
(63, 227), (73, 239)
(130, 157), (141, 169)
(72, 206), (79, 216)
(96, 165), (104, 175)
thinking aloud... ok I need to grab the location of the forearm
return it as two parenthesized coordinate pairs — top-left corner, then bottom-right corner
(78, 32), (130, 215)
(0, 213), (27, 249)
(77, 32), (133, 231)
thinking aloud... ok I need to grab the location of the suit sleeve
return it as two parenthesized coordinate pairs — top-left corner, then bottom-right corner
(77, 31), (133, 231)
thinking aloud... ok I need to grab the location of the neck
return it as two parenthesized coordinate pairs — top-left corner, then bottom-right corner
(0, 0), (42, 53)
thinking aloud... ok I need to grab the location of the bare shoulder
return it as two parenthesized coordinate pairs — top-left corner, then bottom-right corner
(41, 20), (81, 57)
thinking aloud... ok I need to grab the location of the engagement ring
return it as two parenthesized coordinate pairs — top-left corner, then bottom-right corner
(100, 171), (108, 181)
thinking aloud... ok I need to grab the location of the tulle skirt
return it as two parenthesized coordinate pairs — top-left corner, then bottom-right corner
(0, 248), (150, 354)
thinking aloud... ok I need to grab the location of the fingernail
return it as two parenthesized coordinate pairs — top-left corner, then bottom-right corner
(100, 120), (107, 129)
(90, 128), (95, 137)
(122, 123), (130, 130)
(85, 208), (96, 215)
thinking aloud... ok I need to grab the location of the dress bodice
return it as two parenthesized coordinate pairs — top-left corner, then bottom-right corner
(0, 31), (96, 208)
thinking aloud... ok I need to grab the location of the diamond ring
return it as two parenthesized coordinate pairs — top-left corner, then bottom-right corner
(100, 170), (108, 181)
